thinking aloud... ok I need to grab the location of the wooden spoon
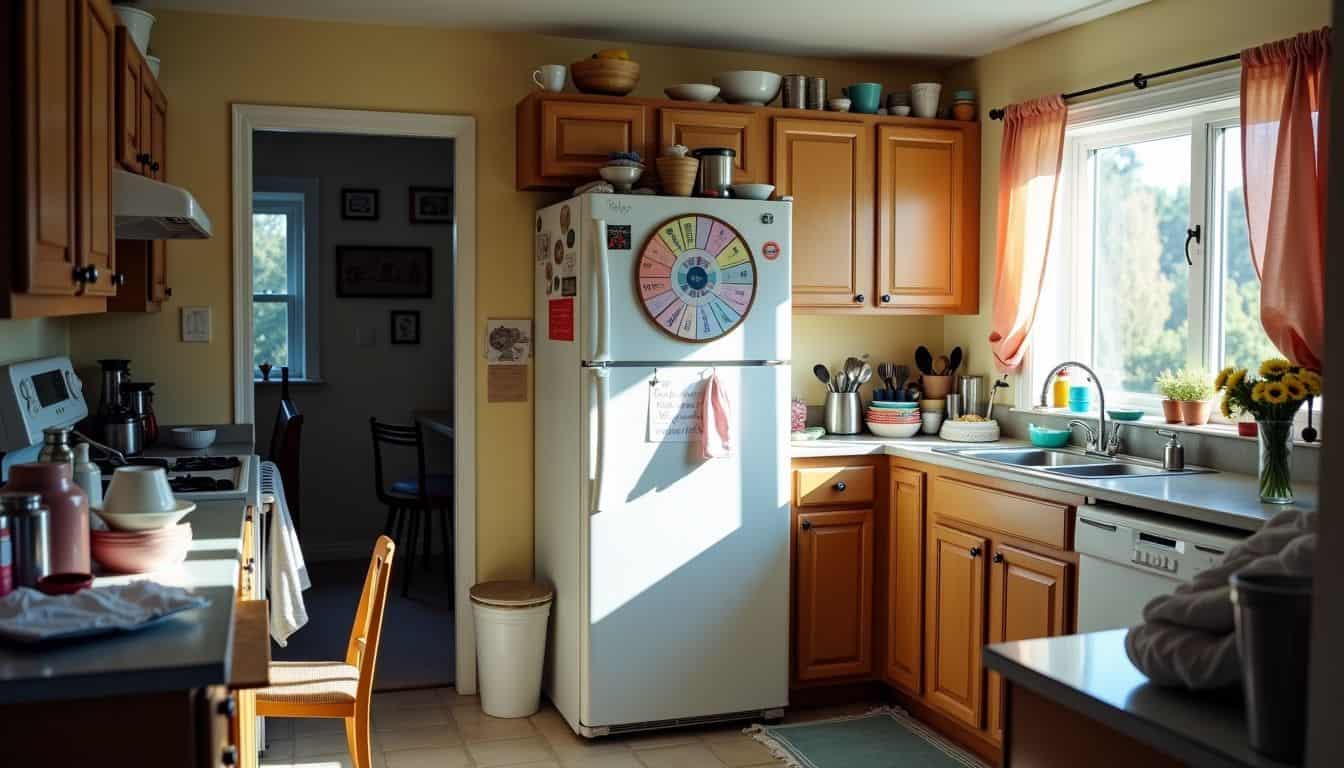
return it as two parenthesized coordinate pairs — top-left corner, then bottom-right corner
(935, 355), (950, 376)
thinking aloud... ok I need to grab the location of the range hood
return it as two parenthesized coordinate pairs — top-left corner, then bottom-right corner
(113, 169), (213, 239)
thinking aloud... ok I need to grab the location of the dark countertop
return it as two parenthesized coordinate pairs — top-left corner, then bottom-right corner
(984, 630), (1295, 768)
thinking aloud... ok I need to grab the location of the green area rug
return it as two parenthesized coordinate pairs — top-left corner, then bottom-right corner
(747, 707), (985, 768)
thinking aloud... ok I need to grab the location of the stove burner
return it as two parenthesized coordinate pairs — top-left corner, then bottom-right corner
(170, 456), (242, 473)
(94, 457), (169, 476)
(169, 475), (236, 493)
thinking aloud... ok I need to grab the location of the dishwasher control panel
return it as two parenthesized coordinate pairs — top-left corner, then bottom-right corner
(1077, 504), (1245, 581)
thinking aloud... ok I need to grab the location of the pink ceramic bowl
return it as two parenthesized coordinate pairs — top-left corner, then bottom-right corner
(91, 523), (192, 574)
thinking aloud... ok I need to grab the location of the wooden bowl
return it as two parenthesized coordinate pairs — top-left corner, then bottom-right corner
(656, 156), (698, 196)
(571, 58), (640, 95)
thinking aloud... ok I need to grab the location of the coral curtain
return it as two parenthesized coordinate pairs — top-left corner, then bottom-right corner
(988, 96), (1069, 372)
(1241, 28), (1331, 371)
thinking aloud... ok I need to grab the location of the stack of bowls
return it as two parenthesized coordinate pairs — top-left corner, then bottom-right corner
(91, 467), (195, 574)
(865, 401), (921, 438)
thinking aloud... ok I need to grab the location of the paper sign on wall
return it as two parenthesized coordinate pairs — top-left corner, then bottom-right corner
(647, 377), (704, 443)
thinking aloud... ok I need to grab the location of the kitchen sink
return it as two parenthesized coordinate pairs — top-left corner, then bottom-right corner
(934, 446), (1213, 479)
(941, 448), (1113, 468)
(1042, 463), (1169, 478)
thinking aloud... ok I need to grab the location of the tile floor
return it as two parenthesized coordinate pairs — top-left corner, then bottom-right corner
(259, 687), (870, 767)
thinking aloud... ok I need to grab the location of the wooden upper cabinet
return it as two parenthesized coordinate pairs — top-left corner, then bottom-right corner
(795, 507), (874, 682)
(883, 466), (925, 695)
(517, 97), (650, 187)
(149, 79), (166, 180)
(876, 124), (978, 314)
(986, 544), (1070, 742)
(774, 118), (873, 309)
(76, 0), (116, 297)
(115, 26), (143, 172)
(924, 522), (987, 730)
(658, 108), (768, 184)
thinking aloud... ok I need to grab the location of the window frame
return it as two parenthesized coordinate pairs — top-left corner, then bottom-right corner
(251, 176), (320, 381)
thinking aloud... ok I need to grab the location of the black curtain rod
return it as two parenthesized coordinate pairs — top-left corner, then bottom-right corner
(987, 52), (1242, 120)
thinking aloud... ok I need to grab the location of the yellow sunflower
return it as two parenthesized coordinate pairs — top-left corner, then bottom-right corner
(1262, 382), (1289, 404)
(1252, 381), (1269, 404)
(1259, 358), (1292, 378)
(1282, 375), (1307, 401)
(1227, 368), (1248, 391)
(1215, 367), (1232, 389)
(1299, 369), (1322, 396)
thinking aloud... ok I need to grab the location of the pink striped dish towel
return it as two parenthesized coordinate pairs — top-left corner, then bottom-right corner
(700, 372), (732, 459)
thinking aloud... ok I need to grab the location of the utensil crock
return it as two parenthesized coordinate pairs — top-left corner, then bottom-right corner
(824, 393), (862, 435)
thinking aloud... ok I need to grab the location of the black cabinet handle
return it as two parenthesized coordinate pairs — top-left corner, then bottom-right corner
(833, 481), (846, 492)
(136, 152), (151, 166)
(854, 294), (865, 303)
(881, 294), (892, 303)
(72, 265), (99, 284)
(165, 287), (174, 298)
(221, 746), (237, 766)
(969, 546), (982, 558)
(112, 272), (127, 287)
(992, 552), (1004, 563)
(150, 160), (161, 173)
(801, 520), (812, 531)
(217, 696), (236, 717)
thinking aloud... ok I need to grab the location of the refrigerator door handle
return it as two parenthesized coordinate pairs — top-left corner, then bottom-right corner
(592, 218), (611, 363)
(588, 366), (610, 516)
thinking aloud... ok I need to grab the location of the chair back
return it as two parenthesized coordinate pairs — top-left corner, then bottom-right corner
(268, 367), (304, 530)
(346, 535), (396, 701)
(369, 418), (429, 507)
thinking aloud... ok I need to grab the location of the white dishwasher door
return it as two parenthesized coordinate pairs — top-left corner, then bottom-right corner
(1078, 553), (1182, 632)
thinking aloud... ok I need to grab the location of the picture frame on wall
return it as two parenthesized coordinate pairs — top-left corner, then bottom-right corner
(335, 245), (432, 298)
(341, 188), (379, 220)
(390, 310), (421, 345)
(409, 186), (454, 224)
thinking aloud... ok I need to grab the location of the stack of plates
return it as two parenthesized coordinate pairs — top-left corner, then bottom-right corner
(866, 401), (921, 438)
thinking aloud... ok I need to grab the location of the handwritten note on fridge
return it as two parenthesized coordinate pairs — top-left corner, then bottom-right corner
(647, 378), (703, 443)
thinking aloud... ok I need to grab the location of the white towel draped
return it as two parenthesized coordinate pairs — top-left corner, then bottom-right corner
(262, 460), (310, 646)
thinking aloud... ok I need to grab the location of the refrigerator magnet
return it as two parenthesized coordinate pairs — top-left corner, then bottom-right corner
(548, 298), (574, 342)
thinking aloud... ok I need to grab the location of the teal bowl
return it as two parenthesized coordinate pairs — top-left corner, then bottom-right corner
(842, 82), (882, 114)
(1029, 424), (1071, 448)
(870, 400), (919, 410)
(1107, 409), (1144, 422)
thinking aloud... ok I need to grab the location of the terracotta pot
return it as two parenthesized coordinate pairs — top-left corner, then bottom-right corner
(1179, 400), (1213, 426)
(1161, 399), (1183, 424)
(7, 462), (90, 575)
(1238, 420), (1259, 437)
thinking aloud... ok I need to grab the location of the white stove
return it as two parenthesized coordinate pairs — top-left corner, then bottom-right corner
(98, 454), (254, 502)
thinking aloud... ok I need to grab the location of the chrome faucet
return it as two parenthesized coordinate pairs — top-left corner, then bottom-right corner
(1040, 361), (1122, 457)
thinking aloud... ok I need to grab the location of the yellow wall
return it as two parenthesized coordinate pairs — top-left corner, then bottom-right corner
(64, 10), (942, 580)
(942, 0), (1331, 387)
(0, 319), (67, 365)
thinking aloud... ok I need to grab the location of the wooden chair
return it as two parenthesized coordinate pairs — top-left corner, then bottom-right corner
(268, 367), (304, 532)
(370, 418), (453, 597)
(255, 536), (396, 768)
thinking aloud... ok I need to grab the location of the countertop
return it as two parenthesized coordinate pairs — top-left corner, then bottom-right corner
(0, 497), (246, 705)
(791, 435), (1316, 532)
(984, 630), (1293, 768)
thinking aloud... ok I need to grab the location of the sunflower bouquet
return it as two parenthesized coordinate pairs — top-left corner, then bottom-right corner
(1215, 358), (1321, 421)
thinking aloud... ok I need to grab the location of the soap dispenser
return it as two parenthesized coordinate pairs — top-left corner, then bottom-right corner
(1156, 429), (1185, 471)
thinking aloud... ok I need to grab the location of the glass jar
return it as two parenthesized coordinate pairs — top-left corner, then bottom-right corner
(1256, 420), (1295, 504)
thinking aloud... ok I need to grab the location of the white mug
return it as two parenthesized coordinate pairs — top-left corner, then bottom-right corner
(532, 64), (566, 92)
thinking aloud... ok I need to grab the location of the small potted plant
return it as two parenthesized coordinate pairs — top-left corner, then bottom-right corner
(1216, 360), (1322, 503)
(1166, 368), (1215, 426)
(1155, 370), (1184, 423)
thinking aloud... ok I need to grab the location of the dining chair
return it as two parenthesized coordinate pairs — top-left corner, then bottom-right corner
(268, 367), (304, 532)
(255, 535), (395, 768)
(370, 418), (454, 597)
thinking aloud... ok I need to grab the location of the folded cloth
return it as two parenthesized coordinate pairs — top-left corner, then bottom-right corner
(0, 582), (209, 644)
(700, 372), (732, 459)
(263, 460), (311, 646)
(1125, 507), (1316, 689)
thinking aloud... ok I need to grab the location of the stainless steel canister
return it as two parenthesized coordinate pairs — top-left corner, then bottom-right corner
(944, 394), (963, 421)
(806, 76), (827, 109)
(782, 74), (807, 109)
(824, 393), (862, 435)
(38, 427), (75, 466)
(691, 147), (735, 197)
(1, 491), (49, 588)
(958, 375), (985, 417)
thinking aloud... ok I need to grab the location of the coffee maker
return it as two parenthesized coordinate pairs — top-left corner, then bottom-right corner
(95, 359), (141, 455)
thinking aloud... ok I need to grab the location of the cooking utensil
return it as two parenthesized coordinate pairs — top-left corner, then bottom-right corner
(895, 364), (910, 394)
(1303, 398), (1318, 442)
(935, 355), (950, 375)
(948, 346), (963, 377)
(813, 364), (833, 392)
(915, 346), (934, 376)
(877, 362), (896, 393)
(855, 364), (872, 390)
(833, 372), (845, 394)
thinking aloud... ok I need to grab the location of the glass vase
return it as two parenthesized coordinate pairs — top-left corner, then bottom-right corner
(1257, 420), (1295, 504)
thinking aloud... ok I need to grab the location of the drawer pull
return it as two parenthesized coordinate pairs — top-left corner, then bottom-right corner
(1079, 516), (1118, 532)
(833, 481), (846, 492)
(969, 546), (982, 558)
(992, 552), (1004, 563)
(801, 520), (812, 531)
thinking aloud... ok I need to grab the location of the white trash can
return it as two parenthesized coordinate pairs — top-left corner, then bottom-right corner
(470, 580), (554, 718)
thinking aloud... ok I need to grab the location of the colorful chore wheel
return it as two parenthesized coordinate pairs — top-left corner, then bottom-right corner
(636, 215), (756, 342)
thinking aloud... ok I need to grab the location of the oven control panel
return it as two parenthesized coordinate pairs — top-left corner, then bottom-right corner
(0, 356), (88, 451)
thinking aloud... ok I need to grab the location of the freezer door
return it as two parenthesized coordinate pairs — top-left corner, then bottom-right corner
(580, 363), (791, 727)
(581, 194), (791, 364)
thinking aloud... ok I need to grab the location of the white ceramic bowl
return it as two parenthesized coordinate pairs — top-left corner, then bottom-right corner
(104, 466), (177, 517)
(599, 164), (643, 192)
(911, 82), (943, 118)
(827, 98), (852, 112)
(113, 6), (155, 55)
(713, 71), (782, 105)
(867, 421), (922, 439)
(170, 427), (216, 450)
(730, 183), (775, 201)
(939, 418), (1001, 443)
(146, 55), (161, 79)
(96, 500), (195, 532)
(890, 105), (912, 117)
(665, 83), (720, 102)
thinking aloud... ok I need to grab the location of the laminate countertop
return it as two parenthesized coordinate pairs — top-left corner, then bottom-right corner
(0, 497), (246, 705)
(984, 630), (1294, 768)
(791, 435), (1316, 532)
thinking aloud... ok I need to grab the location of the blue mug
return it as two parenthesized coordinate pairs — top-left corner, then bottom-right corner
(843, 83), (882, 114)
(1068, 385), (1092, 413)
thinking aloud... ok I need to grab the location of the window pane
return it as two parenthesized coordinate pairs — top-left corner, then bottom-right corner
(1091, 135), (1191, 395)
(253, 301), (289, 372)
(1218, 128), (1280, 370)
(252, 212), (289, 294)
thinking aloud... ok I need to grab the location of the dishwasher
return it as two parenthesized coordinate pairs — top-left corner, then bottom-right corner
(1075, 502), (1249, 632)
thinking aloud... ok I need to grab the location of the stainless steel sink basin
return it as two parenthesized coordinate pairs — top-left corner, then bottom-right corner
(942, 448), (1112, 468)
(1043, 463), (1169, 478)
(934, 446), (1213, 479)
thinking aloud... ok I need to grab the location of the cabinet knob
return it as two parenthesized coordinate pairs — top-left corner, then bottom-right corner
(217, 696), (236, 717)
(165, 287), (174, 298)
(136, 152), (152, 166)
(854, 294), (866, 304)
(969, 546), (982, 558)
(72, 265), (99, 284)
(801, 520), (812, 531)
(881, 294), (892, 303)
(992, 552), (1004, 563)
(833, 481), (846, 492)
(221, 746), (238, 766)
(150, 160), (161, 173)
(112, 272), (128, 287)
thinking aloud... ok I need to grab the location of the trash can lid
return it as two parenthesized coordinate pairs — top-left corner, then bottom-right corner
(470, 580), (554, 608)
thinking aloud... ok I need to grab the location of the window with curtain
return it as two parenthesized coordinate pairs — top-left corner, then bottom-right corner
(1028, 87), (1279, 414)
(253, 186), (319, 380)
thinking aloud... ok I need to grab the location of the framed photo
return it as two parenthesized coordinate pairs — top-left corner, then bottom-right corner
(390, 310), (421, 345)
(341, 188), (379, 220)
(409, 186), (453, 224)
(335, 246), (432, 298)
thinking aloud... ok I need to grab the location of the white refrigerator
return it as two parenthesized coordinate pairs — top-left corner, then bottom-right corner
(534, 193), (792, 736)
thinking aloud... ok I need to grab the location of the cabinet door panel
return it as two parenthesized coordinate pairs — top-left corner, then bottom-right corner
(924, 523), (987, 729)
(540, 101), (648, 178)
(883, 466), (924, 694)
(987, 544), (1070, 742)
(795, 508), (874, 681)
(876, 125), (972, 312)
(77, 0), (116, 297)
(659, 108), (768, 183)
(115, 27), (142, 171)
(138, 60), (154, 171)
(773, 119), (873, 309)
(150, 78), (166, 180)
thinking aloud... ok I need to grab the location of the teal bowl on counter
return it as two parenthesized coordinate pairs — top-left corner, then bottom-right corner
(1029, 424), (1072, 448)
(1107, 409), (1144, 421)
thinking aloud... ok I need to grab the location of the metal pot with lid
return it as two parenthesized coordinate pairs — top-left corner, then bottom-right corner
(691, 147), (736, 198)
